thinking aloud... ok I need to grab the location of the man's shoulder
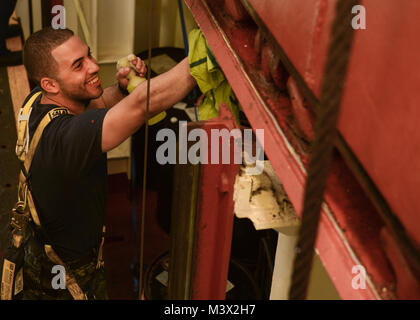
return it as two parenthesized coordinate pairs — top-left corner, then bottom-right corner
(28, 98), (71, 140)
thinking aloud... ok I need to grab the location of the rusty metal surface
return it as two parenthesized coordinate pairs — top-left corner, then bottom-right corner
(246, 0), (335, 97)
(381, 227), (420, 300)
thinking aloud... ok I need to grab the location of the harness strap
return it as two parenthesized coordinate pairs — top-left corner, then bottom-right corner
(17, 106), (69, 228)
(44, 245), (88, 300)
(15, 93), (104, 300)
(16, 91), (42, 162)
(23, 107), (69, 173)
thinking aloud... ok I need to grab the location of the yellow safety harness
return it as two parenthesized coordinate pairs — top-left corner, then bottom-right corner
(4, 90), (105, 300)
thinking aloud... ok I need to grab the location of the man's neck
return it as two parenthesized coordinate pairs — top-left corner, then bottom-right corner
(40, 93), (88, 115)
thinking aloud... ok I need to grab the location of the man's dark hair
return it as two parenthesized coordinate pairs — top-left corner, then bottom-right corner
(23, 27), (74, 85)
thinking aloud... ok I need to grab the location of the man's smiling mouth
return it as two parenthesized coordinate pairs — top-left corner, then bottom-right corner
(87, 75), (100, 85)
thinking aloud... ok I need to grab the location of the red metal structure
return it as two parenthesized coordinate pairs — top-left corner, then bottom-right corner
(184, 0), (420, 299)
(167, 104), (240, 300)
(190, 105), (240, 299)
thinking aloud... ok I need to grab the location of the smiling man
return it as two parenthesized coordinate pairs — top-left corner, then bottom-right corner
(18, 27), (196, 300)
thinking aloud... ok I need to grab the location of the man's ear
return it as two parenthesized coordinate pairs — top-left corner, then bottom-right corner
(40, 77), (60, 94)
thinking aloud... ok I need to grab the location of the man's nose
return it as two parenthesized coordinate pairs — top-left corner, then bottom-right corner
(87, 57), (100, 74)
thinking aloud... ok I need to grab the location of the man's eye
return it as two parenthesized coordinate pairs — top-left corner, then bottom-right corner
(76, 62), (82, 69)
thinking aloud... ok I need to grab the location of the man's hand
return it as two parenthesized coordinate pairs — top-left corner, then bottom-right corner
(102, 57), (196, 152)
(117, 56), (147, 93)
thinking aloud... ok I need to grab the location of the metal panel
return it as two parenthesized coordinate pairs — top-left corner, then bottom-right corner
(168, 107), (239, 299)
(190, 112), (240, 299)
(168, 160), (201, 299)
(247, 0), (420, 251)
(339, 0), (420, 248)
(247, 0), (335, 97)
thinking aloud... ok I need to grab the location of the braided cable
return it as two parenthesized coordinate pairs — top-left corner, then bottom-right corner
(288, 0), (360, 300)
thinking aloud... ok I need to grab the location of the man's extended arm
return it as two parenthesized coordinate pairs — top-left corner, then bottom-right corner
(88, 84), (126, 109)
(101, 57), (196, 152)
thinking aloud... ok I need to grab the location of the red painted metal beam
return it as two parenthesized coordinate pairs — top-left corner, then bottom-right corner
(184, 0), (393, 299)
(190, 105), (240, 299)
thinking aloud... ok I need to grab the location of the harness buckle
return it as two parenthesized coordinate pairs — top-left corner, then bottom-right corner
(11, 202), (31, 232)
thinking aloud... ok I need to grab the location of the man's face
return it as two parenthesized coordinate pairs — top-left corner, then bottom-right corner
(51, 35), (103, 102)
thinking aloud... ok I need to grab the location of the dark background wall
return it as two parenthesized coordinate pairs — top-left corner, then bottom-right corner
(0, 66), (20, 257)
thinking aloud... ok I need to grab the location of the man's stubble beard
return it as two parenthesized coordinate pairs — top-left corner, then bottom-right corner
(58, 79), (103, 106)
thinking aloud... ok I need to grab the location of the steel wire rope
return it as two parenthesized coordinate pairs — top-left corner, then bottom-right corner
(288, 0), (360, 300)
(138, 0), (154, 300)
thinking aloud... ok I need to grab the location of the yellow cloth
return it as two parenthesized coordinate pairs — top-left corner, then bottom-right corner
(188, 29), (240, 124)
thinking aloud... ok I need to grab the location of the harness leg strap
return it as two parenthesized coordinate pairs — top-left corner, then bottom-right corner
(44, 245), (87, 300)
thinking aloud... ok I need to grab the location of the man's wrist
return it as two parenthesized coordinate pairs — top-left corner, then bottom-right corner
(118, 83), (129, 96)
